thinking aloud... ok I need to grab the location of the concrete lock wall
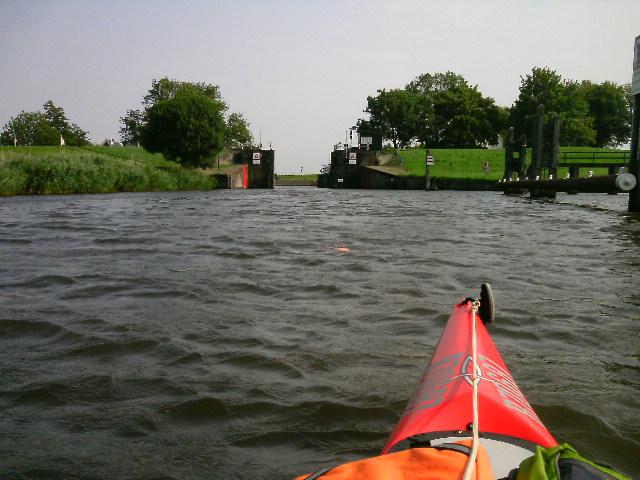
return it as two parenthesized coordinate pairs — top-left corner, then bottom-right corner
(327, 149), (401, 188)
(232, 149), (275, 188)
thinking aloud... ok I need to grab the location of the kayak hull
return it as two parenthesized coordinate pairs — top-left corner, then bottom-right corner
(382, 301), (557, 455)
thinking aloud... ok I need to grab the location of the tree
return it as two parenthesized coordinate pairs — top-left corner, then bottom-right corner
(42, 99), (89, 146)
(406, 71), (468, 95)
(510, 67), (595, 146)
(119, 109), (143, 145)
(406, 72), (505, 148)
(430, 83), (504, 147)
(33, 121), (61, 145)
(582, 81), (631, 147)
(140, 86), (226, 167)
(143, 77), (226, 110)
(64, 122), (90, 146)
(363, 88), (428, 148)
(121, 77), (232, 148)
(1, 111), (59, 146)
(42, 100), (68, 132)
(225, 112), (253, 148)
(1, 101), (89, 146)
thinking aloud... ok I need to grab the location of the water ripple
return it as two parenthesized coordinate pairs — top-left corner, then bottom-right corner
(0, 189), (637, 479)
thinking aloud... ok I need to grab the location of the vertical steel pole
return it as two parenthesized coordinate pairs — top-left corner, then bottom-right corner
(425, 149), (431, 191)
(629, 94), (640, 211)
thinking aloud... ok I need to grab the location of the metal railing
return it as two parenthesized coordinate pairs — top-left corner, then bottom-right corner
(557, 150), (630, 167)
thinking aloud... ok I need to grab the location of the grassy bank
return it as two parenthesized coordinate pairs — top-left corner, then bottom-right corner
(398, 147), (627, 180)
(275, 174), (318, 186)
(0, 146), (216, 196)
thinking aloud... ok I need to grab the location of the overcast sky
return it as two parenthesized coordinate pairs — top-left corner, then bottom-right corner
(1, 1), (638, 173)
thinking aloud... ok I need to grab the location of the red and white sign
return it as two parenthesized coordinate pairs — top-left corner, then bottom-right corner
(633, 35), (640, 95)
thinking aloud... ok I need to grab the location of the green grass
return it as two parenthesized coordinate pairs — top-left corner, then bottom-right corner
(81, 145), (175, 168)
(398, 147), (628, 180)
(277, 174), (318, 181)
(0, 146), (217, 196)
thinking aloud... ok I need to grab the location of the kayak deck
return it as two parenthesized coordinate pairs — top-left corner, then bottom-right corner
(383, 299), (556, 455)
(430, 436), (535, 478)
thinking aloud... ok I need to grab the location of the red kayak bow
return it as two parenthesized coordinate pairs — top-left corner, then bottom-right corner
(382, 299), (557, 454)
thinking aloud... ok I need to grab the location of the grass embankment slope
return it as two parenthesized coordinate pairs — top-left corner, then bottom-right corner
(0, 146), (217, 196)
(275, 174), (318, 186)
(398, 147), (627, 180)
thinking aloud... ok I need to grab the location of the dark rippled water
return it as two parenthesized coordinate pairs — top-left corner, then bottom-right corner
(1, 188), (639, 479)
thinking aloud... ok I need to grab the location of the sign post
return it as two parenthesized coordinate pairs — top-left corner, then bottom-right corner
(425, 150), (434, 191)
(629, 35), (640, 212)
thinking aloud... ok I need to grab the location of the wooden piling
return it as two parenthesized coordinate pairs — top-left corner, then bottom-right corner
(550, 116), (560, 179)
(533, 104), (544, 179)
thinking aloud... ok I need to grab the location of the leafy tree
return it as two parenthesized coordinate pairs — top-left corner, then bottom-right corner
(406, 71), (468, 95)
(510, 67), (595, 146)
(33, 121), (61, 145)
(1, 111), (59, 146)
(1, 101), (89, 146)
(121, 77), (231, 148)
(140, 86), (226, 167)
(363, 88), (428, 148)
(405, 71), (505, 148)
(41, 100), (89, 146)
(119, 109), (143, 145)
(225, 112), (253, 148)
(143, 77), (226, 110)
(64, 122), (90, 146)
(582, 81), (631, 147)
(42, 100), (68, 132)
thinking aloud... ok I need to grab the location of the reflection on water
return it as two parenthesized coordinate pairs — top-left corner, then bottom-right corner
(0, 189), (638, 479)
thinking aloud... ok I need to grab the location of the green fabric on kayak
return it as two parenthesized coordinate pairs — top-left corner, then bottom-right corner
(514, 443), (631, 480)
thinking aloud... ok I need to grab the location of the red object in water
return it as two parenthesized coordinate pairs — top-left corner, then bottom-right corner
(382, 301), (557, 454)
(242, 165), (248, 189)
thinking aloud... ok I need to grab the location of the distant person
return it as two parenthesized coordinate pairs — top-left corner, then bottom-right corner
(482, 160), (490, 176)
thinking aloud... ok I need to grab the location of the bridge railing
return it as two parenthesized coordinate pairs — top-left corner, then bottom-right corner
(557, 150), (630, 167)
